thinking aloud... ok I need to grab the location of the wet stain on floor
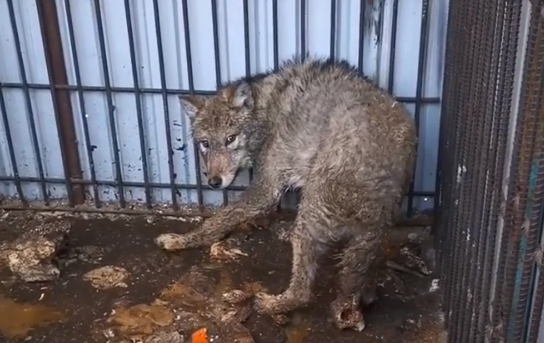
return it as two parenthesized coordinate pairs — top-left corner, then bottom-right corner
(0, 294), (65, 339)
(284, 311), (312, 343)
(0, 211), (446, 343)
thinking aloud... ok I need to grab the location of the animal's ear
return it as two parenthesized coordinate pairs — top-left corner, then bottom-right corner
(179, 95), (205, 122)
(222, 81), (252, 108)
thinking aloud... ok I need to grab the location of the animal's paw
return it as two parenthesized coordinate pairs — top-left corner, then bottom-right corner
(154, 233), (186, 251)
(254, 290), (307, 316)
(253, 292), (291, 325)
(254, 292), (282, 315)
(330, 295), (366, 332)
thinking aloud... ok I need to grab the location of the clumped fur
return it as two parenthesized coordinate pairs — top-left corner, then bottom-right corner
(155, 57), (418, 330)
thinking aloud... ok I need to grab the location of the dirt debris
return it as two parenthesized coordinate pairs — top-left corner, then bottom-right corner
(155, 267), (256, 342)
(105, 303), (175, 340)
(83, 265), (130, 290)
(140, 329), (185, 343)
(0, 210), (442, 343)
(0, 219), (71, 283)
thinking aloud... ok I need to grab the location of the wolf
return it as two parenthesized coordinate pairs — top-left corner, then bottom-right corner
(155, 57), (417, 331)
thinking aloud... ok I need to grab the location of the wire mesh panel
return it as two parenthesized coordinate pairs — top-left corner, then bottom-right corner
(436, 0), (544, 341)
(0, 0), (445, 218)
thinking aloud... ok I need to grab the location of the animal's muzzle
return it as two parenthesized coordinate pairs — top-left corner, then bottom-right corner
(208, 176), (223, 189)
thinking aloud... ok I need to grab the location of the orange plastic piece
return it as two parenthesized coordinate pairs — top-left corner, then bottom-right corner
(191, 328), (209, 343)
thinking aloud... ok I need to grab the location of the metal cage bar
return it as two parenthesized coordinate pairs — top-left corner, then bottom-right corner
(64, 0), (101, 208)
(123, 0), (153, 209)
(0, 82), (439, 104)
(151, 0), (178, 209)
(181, 0), (204, 208)
(0, 0), (437, 220)
(5, 0), (49, 205)
(93, 0), (126, 207)
(406, 0), (430, 217)
(437, 0), (544, 342)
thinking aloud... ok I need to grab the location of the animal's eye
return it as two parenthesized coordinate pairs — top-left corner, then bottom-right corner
(200, 140), (209, 149)
(225, 135), (237, 145)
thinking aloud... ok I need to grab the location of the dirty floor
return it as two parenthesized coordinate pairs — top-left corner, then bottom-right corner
(0, 210), (445, 343)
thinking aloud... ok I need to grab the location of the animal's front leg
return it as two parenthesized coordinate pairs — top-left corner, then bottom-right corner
(155, 179), (280, 251)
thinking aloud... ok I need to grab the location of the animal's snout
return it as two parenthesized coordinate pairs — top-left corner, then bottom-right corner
(208, 176), (223, 189)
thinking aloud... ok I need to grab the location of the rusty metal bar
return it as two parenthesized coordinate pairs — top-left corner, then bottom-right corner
(504, 3), (544, 341)
(35, 0), (85, 205)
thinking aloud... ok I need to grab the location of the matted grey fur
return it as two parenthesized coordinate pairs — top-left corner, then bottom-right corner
(155, 57), (417, 331)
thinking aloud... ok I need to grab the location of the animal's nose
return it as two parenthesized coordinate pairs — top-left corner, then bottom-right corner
(208, 176), (222, 189)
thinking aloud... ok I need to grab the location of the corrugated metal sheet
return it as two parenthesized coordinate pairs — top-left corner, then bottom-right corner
(0, 0), (448, 211)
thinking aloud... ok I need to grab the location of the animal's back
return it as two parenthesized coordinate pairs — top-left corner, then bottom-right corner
(263, 58), (417, 209)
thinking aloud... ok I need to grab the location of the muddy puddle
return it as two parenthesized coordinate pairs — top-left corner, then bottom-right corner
(0, 295), (65, 339)
(0, 210), (445, 343)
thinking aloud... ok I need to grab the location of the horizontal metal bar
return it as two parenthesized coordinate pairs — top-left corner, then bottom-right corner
(0, 82), (441, 104)
(0, 175), (435, 197)
(0, 205), (434, 227)
(0, 176), (248, 192)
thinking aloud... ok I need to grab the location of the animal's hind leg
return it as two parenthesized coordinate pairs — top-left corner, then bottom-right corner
(331, 230), (382, 331)
(254, 208), (325, 316)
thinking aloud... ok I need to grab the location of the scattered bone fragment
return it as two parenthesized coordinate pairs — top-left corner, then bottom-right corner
(209, 241), (247, 261)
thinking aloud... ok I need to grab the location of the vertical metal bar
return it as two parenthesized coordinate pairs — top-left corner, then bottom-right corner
(506, 7), (544, 339)
(490, 1), (524, 341)
(151, 0), (178, 209)
(36, 0), (87, 207)
(6, 0), (49, 205)
(93, 0), (126, 208)
(123, 0), (152, 209)
(272, 0), (279, 70)
(450, 0), (486, 338)
(210, 0), (229, 206)
(300, 0), (307, 61)
(477, 1), (512, 336)
(387, 0), (398, 94)
(527, 200), (544, 342)
(64, 0), (100, 208)
(181, 0), (204, 207)
(468, 1), (505, 341)
(242, 0), (254, 184)
(460, 0), (501, 339)
(0, 86), (26, 206)
(444, 0), (472, 330)
(357, 0), (366, 75)
(243, 0), (251, 77)
(436, 0), (465, 305)
(330, 0), (337, 59)
(434, 0), (458, 266)
(406, 0), (430, 217)
(357, 0), (366, 74)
